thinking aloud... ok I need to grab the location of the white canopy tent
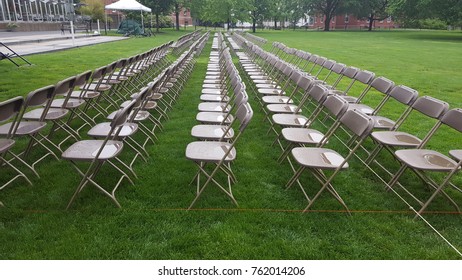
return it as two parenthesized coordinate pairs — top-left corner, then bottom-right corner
(105, 0), (152, 31)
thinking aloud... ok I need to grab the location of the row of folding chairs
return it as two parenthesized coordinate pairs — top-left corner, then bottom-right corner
(185, 33), (253, 209)
(0, 35), (206, 208)
(234, 30), (267, 46)
(171, 30), (203, 56)
(63, 36), (206, 209)
(231, 33), (462, 216)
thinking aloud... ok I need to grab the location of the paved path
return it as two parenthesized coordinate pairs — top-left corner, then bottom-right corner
(0, 31), (129, 56)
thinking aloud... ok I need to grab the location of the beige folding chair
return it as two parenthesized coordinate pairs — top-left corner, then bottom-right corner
(347, 76), (395, 115)
(367, 96), (449, 174)
(286, 109), (375, 213)
(23, 76), (80, 150)
(0, 85), (61, 173)
(0, 97), (34, 194)
(62, 100), (137, 209)
(279, 95), (350, 163)
(387, 109), (462, 216)
(186, 103), (253, 209)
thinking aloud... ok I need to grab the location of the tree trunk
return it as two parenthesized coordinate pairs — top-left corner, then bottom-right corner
(324, 15), (331, 31)
(155, 13), (159, 33)
(175, 4), (180, 31)
(227, 17), (230, 30)
(368, 14), (374, 31)
(274, 19), (277, 29)
(252, 18), (256, 33)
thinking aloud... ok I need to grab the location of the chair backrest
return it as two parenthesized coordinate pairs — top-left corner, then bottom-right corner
(323, 95), (350, 119)
(390, 85), (419, 106)
(340, 109), (375, 139)
(354, 70), (375, 85)
(110, 100), (137, 131)
(24, 85), (56, 108)
(342, 66), (360, 79)
(370, 77), (395, 94)
(238, 102), (253, 132)
(74, 70), (93, 88)
(412, 96), (449, 119)
(441, 108), (462, 133)
(54, 76), (77, 96)
(0, 96), (24, 138)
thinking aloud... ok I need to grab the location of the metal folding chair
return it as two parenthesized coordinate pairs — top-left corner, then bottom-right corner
(0, 85), (62, 173)
(387, 109), (462, 216)
(0, 97), (34, 195)
(186, 103), (253, 209)
(62, 100), (137, 209)
(286, 109), (375, 213)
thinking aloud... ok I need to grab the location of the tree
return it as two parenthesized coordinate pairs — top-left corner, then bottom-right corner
(348, 0), (390, 31)
(286, 0), (309, 30)
(248, 0), (272, 33)
(190, 0), (206, 29)
(143, 0), (173, 33)
(389, 0), (462, 26)
(307, 0), (344, 31)
(79, 0), (105, 25)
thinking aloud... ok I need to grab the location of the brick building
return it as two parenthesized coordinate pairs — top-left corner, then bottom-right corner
(171, 7), (192, 27)
(310, 14), (397, 30)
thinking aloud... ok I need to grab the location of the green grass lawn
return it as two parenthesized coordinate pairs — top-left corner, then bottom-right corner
(1, 29), (462, 259)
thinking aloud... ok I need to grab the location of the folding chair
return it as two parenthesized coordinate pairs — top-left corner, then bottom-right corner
(0, 85), (61, 173)
(347, 76), (395, 115)
(332, 69), (375, 103)
(367, 96), (449, 171)
(278, 95), (350, 163)
(191, 101), (249, 141)
(23, 76), (80, 150)
(0, 97), (34, 194)
(286, 109), (375, 213)
(62, 100), (137, 209)
(186, 103), (253, 209)
(387, 109), (462, 216)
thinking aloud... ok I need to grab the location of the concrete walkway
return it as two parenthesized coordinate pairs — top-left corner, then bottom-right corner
(0, 31), (129, 56)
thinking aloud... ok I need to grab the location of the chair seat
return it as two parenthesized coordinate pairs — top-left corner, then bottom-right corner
(200, 94), (230, 102)
(196, 112), (234, 124)
(395, 149), (459, 171)
(203, 79), (222, 85)
(371, 131), (421, 147)
(371, 116), (395, 130)
(198, 102), (230, 112)
(50, 98), (85, 109)
(202, 88), (224, 95)
(62, 140), (123, 161)
(149, 93), (163, 101)
(88, 122), (138, 138)
(258, 88), (285, 95)
(253, 79), (276, 85)
(262, 96), (294, 104)
(68, 90), (100, 99)
(256, 83), (280, 89)
(191, 125), (234, 140)
(0, 139), (15, 154)
(186, 141), (236, 162)
(203, 84), (222, 89)
(348, 104), (374, 115)
(449, 150), (462, 161)
(267, 104), (300, 114)
(272, 114), (310, 127)
(292, 147), (348, 169)
(87, 83), (111, 92)
(282, 128), (325, 144)
(23, 108), (68, 121)
(0, 121), (46, 136)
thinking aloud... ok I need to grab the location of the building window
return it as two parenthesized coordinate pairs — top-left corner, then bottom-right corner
(387, 16), (392, 23)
